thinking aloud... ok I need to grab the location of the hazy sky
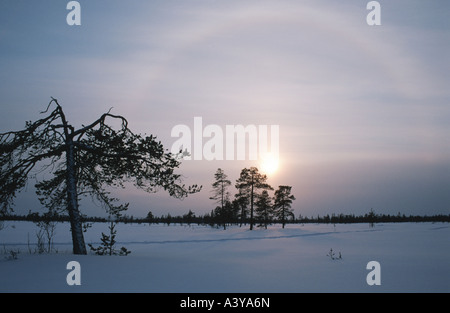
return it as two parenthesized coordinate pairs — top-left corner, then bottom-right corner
(1, 0), (449, 218)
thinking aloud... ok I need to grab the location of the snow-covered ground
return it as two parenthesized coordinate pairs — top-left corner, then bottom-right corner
(0, 221), (448, 292)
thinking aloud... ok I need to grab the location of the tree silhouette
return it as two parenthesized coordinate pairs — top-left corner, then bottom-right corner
(233, 190), (249, 227)
(235, 167), (273, 230)
(273, 185), (296, 228)
(209, 168), (231, 212)
(255, 190), (273, 229)
(0, 98), (201, 254)
(214, 200), (234, 230)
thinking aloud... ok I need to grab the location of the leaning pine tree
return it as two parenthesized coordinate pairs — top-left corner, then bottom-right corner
(0, 98), (201, 254)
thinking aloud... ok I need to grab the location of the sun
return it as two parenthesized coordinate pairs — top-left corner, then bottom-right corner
(259, 153), (279, 176)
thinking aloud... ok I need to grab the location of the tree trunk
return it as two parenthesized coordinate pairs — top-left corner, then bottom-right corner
(250, 183), (254, 230)
(66, 141), (87, 255)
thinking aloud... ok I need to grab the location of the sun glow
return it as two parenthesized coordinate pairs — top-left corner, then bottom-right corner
(260, 153), (279, 176)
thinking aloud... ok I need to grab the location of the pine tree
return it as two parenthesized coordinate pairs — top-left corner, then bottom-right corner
(234, 189), (249, 227)
(183, 209), (195, 226)
(235, 167), (273, 230)
(367, 208), (376, 228)
(0, 98), (201, 254)
(273, 185), (296, 229)
(255, 190), (273, 229)
(88, 202), (131, 256)
(209, 168), (231, 212)
(214, 201), (234, 230)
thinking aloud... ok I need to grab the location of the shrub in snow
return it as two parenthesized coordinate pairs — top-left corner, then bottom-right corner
(88, 203), (131, 256)
(34, 218), (57, 254)
(326, 248), (342, 260)
(3, 247), (20, 260)
(88, 221), (131, 256)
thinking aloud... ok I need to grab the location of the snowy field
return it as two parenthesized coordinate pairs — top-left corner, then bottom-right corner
(0, 221), (449, 293)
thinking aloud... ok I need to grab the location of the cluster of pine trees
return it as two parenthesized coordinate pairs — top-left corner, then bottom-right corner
(207, 167), (295, 230)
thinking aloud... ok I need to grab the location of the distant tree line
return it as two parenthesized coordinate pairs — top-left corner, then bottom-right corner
(1, 167), (448, 228)
(2, 209), (449, 226)
(296, 211), (450, 224)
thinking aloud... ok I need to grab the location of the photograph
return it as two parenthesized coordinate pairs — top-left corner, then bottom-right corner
(0, 0), (449, 302)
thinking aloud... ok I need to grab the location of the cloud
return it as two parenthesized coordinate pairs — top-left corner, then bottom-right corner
(1, 0), (449, 216)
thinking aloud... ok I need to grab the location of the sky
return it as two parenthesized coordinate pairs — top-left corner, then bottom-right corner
(0, 0), (449, 218)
